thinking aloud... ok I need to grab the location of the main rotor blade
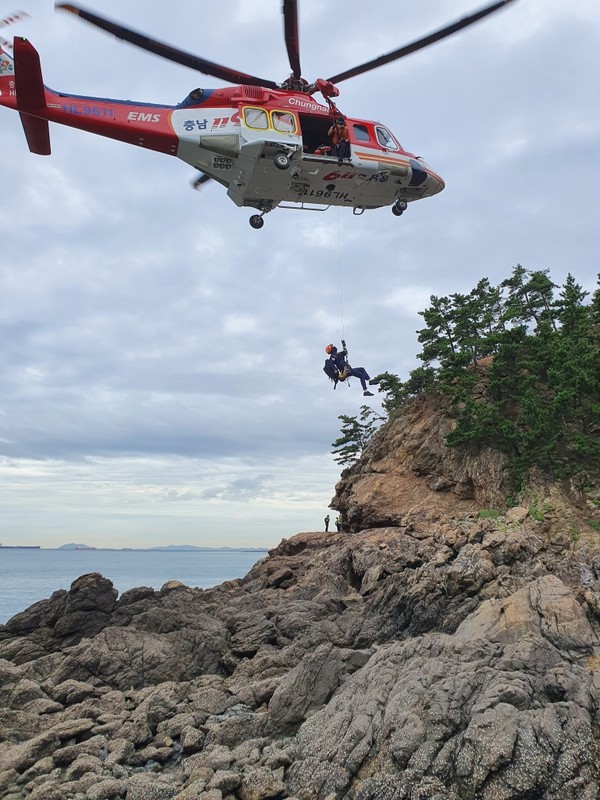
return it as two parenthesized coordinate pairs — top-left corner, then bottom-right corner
(56, 3), (279, 88)
(282, 0), (301, 79)
(327, 0), (517, 84)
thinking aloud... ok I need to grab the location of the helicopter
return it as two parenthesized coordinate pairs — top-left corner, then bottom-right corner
(0, 1), (516, 229)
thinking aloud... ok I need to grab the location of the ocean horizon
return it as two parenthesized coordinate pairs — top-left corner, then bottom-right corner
(0, 547), (268, 624)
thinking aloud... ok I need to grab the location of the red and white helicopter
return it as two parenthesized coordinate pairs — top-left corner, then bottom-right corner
(0, 1), (515, 228)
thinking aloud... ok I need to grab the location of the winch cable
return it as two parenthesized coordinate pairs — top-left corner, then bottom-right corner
(337, 208), (346, 344)
(336, 209), (352, 386)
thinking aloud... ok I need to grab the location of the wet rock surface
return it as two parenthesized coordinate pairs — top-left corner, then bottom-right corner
(1, 403), (600, 799)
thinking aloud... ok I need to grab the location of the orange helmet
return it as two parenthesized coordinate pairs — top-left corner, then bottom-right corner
(325, 344), (334, 354)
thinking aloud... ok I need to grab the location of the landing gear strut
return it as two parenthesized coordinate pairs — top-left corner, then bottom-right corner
(392, 199), (408, 217)
(249, 200), (276, 229)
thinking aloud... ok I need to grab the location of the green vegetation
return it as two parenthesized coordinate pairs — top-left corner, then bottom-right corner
(528, 496), (552, 522)
(477, 509), (501, 519)
(332, 267), (600, 486)
(570, 527), (581, 542)
(331, 406), (385, 466)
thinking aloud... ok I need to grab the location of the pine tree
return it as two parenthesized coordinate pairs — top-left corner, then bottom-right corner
(331, 406), (385, 466)
(554, 273), (589, 335)
(417, 295), (459, 367)
(501, 265), (557, 330)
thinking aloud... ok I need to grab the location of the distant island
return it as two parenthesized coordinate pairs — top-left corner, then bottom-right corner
(0, 545), (41, 550)
(57, 543), (97, 550)
(1, 542), (268, 552)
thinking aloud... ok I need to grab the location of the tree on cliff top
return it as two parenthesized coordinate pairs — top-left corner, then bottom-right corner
(332, 266), (600, 484)
(331, 406), (384, 465)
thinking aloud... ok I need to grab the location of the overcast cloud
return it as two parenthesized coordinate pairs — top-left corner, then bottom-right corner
(1, 0), (599, 548)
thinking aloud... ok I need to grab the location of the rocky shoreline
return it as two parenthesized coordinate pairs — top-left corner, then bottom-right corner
(1, 400), (599, 799)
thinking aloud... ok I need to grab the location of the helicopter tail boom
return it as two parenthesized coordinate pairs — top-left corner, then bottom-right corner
(1, 37), (182, 158)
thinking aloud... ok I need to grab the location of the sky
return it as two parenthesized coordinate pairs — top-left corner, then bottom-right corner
(0, 0), (599, 549)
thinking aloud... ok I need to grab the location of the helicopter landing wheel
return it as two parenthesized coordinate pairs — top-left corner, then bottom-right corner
(274, 153), (290, 170)
(249, 214), (265, 229)
(392, 200), (408, 216)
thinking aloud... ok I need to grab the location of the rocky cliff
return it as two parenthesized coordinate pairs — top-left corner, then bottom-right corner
(1, 396), (599, 800)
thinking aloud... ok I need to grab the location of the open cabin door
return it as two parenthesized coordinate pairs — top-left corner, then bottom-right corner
(297, 113), (335, 157)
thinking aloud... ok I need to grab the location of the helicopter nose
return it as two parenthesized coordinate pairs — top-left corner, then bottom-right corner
(428, 170), (445, 195)
(410, 158), (444, 196)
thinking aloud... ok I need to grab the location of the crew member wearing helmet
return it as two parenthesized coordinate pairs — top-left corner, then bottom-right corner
(324, 343), (379, 396)
(327, 116), (351, 165)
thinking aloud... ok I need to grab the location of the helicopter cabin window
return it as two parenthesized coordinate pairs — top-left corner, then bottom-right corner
(375, 126), (399, 150)
(352, 124), (371, 142)
(271, 111), (296, 133)
(243, 107), (269, 130)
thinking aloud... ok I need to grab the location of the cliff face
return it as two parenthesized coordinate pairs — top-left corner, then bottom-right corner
(334, 395), (513, 532)
(1, 398), (600, 800)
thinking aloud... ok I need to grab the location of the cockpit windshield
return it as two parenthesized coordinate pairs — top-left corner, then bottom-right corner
(375, 126), (400, 150)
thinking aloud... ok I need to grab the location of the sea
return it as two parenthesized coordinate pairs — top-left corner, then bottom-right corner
(0, 548), (268, 625)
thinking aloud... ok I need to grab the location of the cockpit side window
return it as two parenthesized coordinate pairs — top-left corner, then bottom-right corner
(375, 126), (399, 150)
(243, 107), (269, 130)
(352, 124), (371, 142)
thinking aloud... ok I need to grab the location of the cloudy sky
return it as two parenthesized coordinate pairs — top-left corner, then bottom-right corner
(0, 0), (598, 549)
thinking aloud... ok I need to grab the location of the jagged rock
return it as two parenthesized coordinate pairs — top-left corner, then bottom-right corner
(47, 677), (99, 705)
(3, 677), (45, 707)
(286, 574), (599, 799)
(203, 707), (267, 751)
(26, 783), (65, 800)
(506, 505), (529, 524)
(0, 718), (95, 773)
(181, 724), (206, 753)
(208, 769), (242, 792)
(198, 791), (223, 800)
(238, 766), (286, 800)
(444, 543), (495, 596)
(268, 643), (346, 732)
(266, 568), (294, 588)
(228, 611), (278, 656)
(161, 580), (187, 592)
(52, 734), (109, 767)
(190, 744), (233, 772)
(172, 780), (210, 800)
(124, 774), (177, 799)
(86, 778), (123, 800)
(104, 737), (134, 766)
(64, 752), (103, 779)
(454, 574), (596, 652)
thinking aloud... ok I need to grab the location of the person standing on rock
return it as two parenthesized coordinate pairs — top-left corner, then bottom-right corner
(324, 514), (330, 532)
(335, 516), (341, 532)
